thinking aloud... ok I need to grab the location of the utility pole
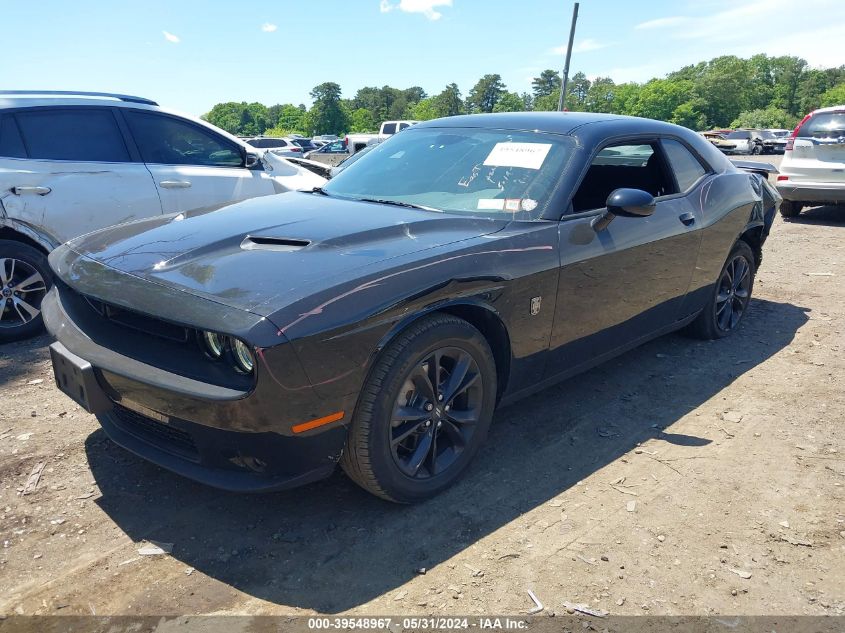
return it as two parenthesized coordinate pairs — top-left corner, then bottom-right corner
(557, 2), (580, 112)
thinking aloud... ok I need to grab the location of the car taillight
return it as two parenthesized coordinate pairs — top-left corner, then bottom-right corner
(777, 175), (788, 181)
(291, 147), (302, 152)
(786, 112), (813, 151)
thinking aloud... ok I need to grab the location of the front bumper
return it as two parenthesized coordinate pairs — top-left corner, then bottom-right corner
(776, 182), (845, 205)
(43, 286), (355, 493)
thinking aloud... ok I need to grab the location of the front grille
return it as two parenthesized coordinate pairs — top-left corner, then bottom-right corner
(84, 297), (190, 343)
(111, 404), (199, 461)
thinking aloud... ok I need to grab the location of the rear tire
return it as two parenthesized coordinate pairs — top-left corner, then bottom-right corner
(0, 240), (52, 343)
(685, 241), (756, 340)
(779, 201), (802, 218)
(341, 313), (497, 503)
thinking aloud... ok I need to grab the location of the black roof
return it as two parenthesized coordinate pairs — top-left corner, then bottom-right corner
(415, 111), (683, 136)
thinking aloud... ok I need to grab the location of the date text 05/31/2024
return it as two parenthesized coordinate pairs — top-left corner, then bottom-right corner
(307, 617), (529, 630)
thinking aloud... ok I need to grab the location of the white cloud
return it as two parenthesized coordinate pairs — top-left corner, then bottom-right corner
(261, 23), (278, 33)
(551, 38), (607, 55)
(380, 0), (452, 20)
(634, 16), (689, 30)
(162, 30), (180, 43)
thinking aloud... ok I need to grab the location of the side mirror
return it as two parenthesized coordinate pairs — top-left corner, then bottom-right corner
(244, 151), (261, 168)
(592, 188), (656, 231)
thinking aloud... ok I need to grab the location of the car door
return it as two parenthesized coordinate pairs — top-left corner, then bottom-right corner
(0, 107), (162, 244)
(547, 138), (704, 374)
(121, 110), (276, 215)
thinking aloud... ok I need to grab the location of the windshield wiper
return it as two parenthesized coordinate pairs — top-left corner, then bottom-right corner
(310, 186), (331, 196)
(356, 197), (441, 212)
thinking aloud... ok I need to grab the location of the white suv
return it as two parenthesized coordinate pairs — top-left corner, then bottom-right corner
(777, 105), (845, 218)
(0, 91), (325, 341)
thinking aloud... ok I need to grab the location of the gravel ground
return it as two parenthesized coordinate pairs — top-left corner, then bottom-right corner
(1, 154), (843, 616)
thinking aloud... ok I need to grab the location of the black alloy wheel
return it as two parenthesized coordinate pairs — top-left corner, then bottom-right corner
(714, 253), (752, 333)
(341, 313), (497, 502)
(685, 240), (756, 340)
(389, 347), (483, 479)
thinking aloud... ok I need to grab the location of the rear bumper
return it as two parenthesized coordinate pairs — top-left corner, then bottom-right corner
(776, 182), (845, 204)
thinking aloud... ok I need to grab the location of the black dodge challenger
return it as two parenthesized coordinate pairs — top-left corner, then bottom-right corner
(44, 113), (778, 502)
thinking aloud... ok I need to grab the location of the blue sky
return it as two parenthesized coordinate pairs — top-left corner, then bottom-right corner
(3, 0), (844, 117)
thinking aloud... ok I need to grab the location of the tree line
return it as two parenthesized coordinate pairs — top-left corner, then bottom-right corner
(203, 53), (845, 137)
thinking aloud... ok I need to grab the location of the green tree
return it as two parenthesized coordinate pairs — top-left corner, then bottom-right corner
(770, 56), (808, 116)
(309, 82), (349, 135)
(532, 69), (561, 98)
(203, 101), (270, 136)
(492, 92), (525, 113)
(467, 74), (506, 113)
(585, 77), (616, 113)
(566, 72), (591, 110)
(631, 79), (693, 122)
(695, 56), (751, 127)
(349, 107), (377, 132)
(819, 83), (845, 107)
(411, 98), (440, 121)
(730, 107), (798, 129)
(671, 100), (707, 130)
(533, 89), (560, 112)
(433, 83), (464, 116)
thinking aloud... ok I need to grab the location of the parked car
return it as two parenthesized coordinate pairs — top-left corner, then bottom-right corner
(310, 139), (328, 148)
(722, 130), (762, 154)
(44, 112), (776, 502)
(378, 120), (419, 140)
(755, 129), (788, 154)
(767, 128), (791, 138)
(243, 136), (303, 158)
(345, 133), (380, 154)
(304, 139), (350, 166)
(328, 141), (381, 178)
(0, 90), (325, 341)
(700, 131), (738, 153)
(287, 137), (318, 153)
(776, 105), (845, 217)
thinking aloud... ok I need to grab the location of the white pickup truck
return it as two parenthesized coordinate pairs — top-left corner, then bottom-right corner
(378, 120), (419, 140)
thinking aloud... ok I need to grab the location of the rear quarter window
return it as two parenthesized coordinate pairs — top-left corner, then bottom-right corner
(14, 109), (130, 162)
(662, 139), (708, 191)
(0, 116), (27, 158)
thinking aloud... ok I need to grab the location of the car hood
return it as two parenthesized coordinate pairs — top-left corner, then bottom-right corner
(61, 192), (508, 316)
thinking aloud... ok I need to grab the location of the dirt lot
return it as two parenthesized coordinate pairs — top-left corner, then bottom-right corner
(1, 156), (843, 617)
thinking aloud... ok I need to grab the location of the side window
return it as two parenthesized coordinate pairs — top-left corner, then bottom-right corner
(382, 123), (397, 135)
(399, 123), (410, 131)
(13, 109), (130, 162)
(124, 112), (243, 167)
(571, 141), (676, 213)
(662, 139), (707, 191)
(0, 116), (27, 158)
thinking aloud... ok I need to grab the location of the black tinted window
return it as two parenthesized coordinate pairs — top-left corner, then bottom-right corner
(14, 109), (129, 162)
(799, 112), (845, 138)
(125, 112), (242, 167)
(572, 142), (675, 212)
(248, 138), (287, 148)
(0, 116), (26, 158)
(662, 139), (707, 191)
(382, 123), (396, 134)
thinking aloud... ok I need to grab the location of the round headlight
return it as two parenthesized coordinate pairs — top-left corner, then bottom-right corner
(232, 339), (255, 374)
(202, 331), (226, 359)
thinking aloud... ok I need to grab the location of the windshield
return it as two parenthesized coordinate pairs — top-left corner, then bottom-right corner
(322, 126), (575, 218)
(726, 131), (750, 139)
(798, 112), (845, 138)
(758, 130), (776, 139)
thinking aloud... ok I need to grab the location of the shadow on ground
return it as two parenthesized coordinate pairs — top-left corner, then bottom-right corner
(784, 204), (845, 226)
(86, 298), (808, 612)
(0, 333), (51, 384)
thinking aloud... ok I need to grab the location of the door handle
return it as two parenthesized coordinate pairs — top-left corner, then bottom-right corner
(679, 212), (695, 226)
(11, 186), (51, 196)
(159, 180), (192, 189)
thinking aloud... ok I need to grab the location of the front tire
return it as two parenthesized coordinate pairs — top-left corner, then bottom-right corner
(779, 201), (803, 218)
(686, 241), (756, 340)
(0, 240), (52, 343)
(341, 313), (497, 503)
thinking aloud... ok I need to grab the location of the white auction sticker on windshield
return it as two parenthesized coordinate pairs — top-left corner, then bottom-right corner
(483, 142), (552, 170)
(477, 198), (505, 210)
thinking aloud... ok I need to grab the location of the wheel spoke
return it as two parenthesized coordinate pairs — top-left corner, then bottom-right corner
(446, 408), (478, 425)
(406, 430), (433, 476)
(732, 259), (748, 291)
(0, 259), (12, 286)
(391, 418), (428, 446)
(13, 297), (39, 321)
(428, 427), (439, 475)
(734, 287), (749, 299)
(718, 296), (733, 330)
(410, 365), (436, 404)
(13, 271), (45, 293)
(0, 298), (7, 322)
(440, 419), (467, 448)
(441, 352), (477, 404)
(426, 349), (442, 400)
(393, 405), (429, 422)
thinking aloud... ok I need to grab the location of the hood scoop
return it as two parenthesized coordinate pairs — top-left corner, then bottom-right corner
(241, 235), (311, 252)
